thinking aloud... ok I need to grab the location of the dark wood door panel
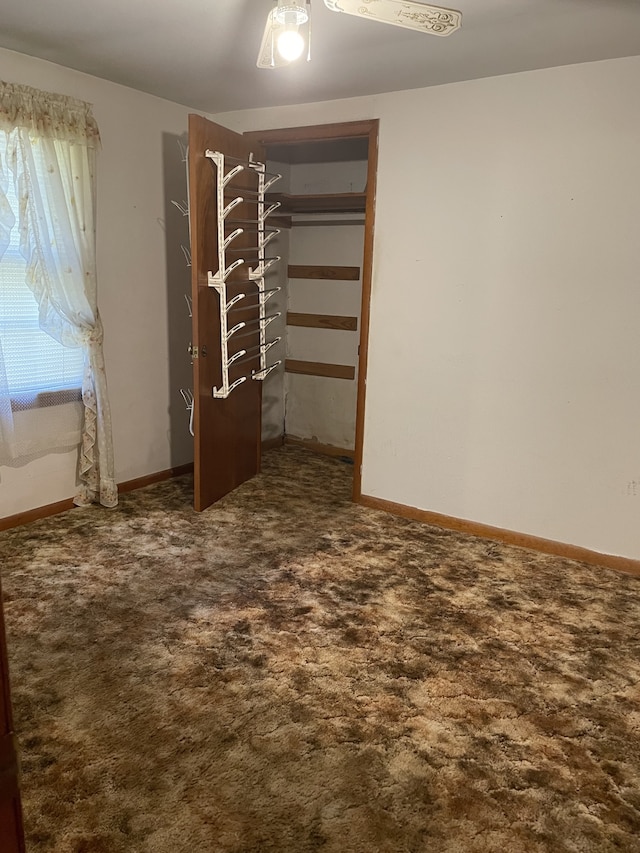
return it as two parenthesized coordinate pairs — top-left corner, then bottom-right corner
(188, 114), (265, 511)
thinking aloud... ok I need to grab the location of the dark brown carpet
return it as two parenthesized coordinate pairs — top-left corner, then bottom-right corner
(1, 447), (639, 852)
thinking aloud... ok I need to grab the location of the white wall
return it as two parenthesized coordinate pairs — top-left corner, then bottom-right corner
(0, 48), (194, 517)
(214, 55), (640, 559)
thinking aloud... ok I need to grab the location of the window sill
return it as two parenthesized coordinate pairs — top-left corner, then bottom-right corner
(10, 387), (82, 411)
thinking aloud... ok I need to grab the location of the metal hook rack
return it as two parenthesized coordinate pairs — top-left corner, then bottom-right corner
(206, 149), (283, 399)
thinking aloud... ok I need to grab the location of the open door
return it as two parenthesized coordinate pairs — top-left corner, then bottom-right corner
(188, 115), (266, 511)
(0, 576), (26, 853)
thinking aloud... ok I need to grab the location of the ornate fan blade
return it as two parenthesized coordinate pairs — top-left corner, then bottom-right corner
(257, 8), (290, 68)
(323, 0), (462, 36)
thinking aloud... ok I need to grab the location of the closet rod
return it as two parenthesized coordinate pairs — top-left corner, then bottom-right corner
(215, 153), (281, 178)
(292, 218), (366, 227)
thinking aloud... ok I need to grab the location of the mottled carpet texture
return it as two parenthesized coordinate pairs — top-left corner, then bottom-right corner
(2, 448), (640, 853)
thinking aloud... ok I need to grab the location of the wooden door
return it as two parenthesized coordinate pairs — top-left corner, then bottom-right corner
(188, 115), (266, 511)
(0, 577), (26, 853)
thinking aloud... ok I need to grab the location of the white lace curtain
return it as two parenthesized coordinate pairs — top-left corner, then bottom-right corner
(0, 81), (117, 507)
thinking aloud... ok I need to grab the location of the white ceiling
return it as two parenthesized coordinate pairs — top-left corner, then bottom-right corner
(1, 0), (639, 113)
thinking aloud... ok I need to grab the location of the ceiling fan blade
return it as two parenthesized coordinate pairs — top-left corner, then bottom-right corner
(323, 0), (462, 36)
(257, 8), (289, 68)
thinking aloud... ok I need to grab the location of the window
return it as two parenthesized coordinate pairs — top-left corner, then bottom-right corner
(0, 134), (84, 401)
(0, 80), (115, 505)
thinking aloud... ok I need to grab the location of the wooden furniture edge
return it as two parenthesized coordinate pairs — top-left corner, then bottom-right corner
(358, 494), (640, 577)
(285, 435), (355, 460)
(0, 463), (195, 531)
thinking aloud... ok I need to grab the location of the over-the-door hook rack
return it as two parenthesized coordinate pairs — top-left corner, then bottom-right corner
(179, 388), (195, 436)
(171, 199), (189, 217)
(205, 149), (283, 399)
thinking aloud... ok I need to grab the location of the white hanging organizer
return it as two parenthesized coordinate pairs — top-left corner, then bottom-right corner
(206, 150), (283, 399)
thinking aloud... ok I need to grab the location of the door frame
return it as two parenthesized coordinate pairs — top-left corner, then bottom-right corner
(244, 119), (379, 502)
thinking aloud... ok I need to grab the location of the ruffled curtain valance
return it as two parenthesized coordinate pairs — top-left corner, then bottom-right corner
(0, 81), (100, 146)
(0, 80), (116, 507)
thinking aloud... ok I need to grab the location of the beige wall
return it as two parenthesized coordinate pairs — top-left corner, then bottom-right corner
(0, 48), (193, 516)
(214, 56), (640, 559)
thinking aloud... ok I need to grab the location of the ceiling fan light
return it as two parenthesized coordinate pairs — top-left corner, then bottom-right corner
(277, 27), (305, 62)
(274, 2), (309, 26)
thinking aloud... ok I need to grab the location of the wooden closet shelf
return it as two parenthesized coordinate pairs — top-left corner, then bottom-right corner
(285, 360), (355, 380)
(287, 312), (358, 331)
(266, 192), (367, 215)
(288, 265), (360, 281)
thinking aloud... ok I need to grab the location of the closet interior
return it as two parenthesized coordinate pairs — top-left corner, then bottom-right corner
(257, 134), (370, 458)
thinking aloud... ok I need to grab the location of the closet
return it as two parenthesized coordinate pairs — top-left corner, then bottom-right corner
(187, 117), (378, 511)
(258, 135), (369, 460)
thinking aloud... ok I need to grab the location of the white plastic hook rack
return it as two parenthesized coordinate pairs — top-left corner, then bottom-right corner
(205, 149), (283, 399)
(179, 388), (195, 436)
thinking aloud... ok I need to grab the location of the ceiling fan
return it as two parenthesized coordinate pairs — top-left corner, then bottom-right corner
(257, 0), (463, 68)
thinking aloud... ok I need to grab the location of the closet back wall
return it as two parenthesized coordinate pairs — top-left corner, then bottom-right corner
(0, 47), (194, 517)
(286, 158), (366, 450)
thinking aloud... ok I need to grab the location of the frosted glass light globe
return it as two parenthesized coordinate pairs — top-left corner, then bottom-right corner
(277, 29), (305, 62)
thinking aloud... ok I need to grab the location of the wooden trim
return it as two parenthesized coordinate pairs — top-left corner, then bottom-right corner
(285, 435), (355, 460)
(0, 498), (76, 532)
(244, 120), (377, 146)
(285, 360), (355, 380)
(0, 463), (194, 531)
(288, 265), (360, 281)
(268, 193), (366, 215)
(358, 494), (640, 577)
(287, 312), (358, 331)
(117, 463), (194, 495)
(262, 435), (284, 451)
(292, 218), (365, 228)
(352, 121), (379, 502)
